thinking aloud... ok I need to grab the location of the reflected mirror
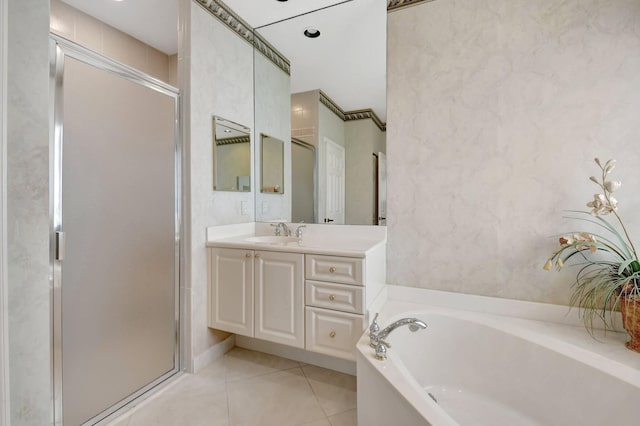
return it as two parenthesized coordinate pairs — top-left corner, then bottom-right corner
(212, 116), (251, 192)
(252, 0), (387, 225)
(261, 135), (285, 194)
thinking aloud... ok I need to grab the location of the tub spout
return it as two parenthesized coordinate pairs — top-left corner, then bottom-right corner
(369, 314), (427, 353)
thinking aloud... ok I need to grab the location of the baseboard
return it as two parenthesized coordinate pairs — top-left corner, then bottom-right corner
(192, 334), (235, 373)
(235, 335), (356, 376)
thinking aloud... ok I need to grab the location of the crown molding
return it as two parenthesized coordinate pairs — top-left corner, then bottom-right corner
(216, 135), (250, 145)
(344, 109), (386, 132)
(319, 90), (346, 121)
(319, 90), (386, 132)
(194, 0), (290, 75)
(387, 0), (435, 12)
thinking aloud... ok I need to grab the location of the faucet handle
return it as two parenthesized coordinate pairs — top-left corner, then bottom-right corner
(270, 223), (281, 236)
(369, 313), (380, 334)
(295, 224), (306, 238)
(369, 313), (381, 348)
(375, 341), (388, 361)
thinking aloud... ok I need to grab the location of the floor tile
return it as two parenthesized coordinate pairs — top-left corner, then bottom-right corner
(127, 375), (229, 426)
(227, 367), (326, 426)
(195, 357), (227, 384)
(224, 347), (300, 382)
(302, 365), (357, 416)
(300, 419), (332, 426)
(328, 409), (357, 426)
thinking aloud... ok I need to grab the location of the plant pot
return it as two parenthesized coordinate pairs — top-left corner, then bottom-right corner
(620, 296), (640, 352)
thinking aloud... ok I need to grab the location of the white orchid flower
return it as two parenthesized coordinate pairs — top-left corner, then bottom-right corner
(604, 180), (622, 193)
(587, 194), (604, 214)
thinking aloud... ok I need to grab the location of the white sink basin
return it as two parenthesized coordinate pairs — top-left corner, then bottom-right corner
(244, 236), (300, 244)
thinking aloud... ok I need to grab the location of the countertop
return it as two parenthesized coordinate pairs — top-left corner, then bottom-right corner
(206, 234), (385, 258)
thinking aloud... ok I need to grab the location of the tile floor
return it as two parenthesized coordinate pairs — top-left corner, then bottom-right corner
(108, 347), (357, 426)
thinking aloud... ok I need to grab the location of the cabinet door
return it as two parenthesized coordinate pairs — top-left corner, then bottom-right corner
(255, 251), (305, 348)
(209, 248), (254, 336)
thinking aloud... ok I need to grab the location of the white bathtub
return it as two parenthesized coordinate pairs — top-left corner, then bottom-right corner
(357, 287), (640, 426)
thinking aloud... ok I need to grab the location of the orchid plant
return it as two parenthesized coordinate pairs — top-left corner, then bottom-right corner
(544, 158), (640, 331)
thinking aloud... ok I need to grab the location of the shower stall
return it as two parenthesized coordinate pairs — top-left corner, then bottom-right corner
(50, 36), (181, 425)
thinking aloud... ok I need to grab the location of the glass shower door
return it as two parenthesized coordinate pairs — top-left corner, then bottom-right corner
(51, 38), (180, 426)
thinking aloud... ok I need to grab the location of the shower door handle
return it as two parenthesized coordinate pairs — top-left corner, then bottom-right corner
(55, 231), (65, 261)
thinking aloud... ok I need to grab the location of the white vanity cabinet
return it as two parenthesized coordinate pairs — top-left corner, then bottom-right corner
(209, 247), (305, 348)
(207, 223), (387, 367)
(255, 251), (304, 348)
(209, 247), (254, 336)
(304, 254), (366, 361)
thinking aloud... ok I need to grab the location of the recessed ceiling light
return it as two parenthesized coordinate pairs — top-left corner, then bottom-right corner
(276, 0), (288, 2)
(303, 28), (321, 39)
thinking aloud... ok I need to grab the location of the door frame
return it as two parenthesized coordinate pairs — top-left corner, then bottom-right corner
(49, 35), (183, 426)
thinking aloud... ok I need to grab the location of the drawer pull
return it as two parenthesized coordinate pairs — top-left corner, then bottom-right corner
(255, 253), (260, 258)
(329, 331), (336, 338)
(245, 253), (252, 258)
(329, 294), (336, 301)
(329, 267), (336, 273)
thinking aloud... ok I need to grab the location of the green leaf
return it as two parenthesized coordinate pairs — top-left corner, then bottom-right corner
(617, 259), (636, 275)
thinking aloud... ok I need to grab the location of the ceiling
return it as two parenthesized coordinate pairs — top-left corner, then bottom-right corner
(61, 0), (387, 121)
(223, 0), (351, 28)
(255, 0), (386, 120)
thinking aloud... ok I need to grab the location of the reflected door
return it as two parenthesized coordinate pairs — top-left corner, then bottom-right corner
(52, 40), (179, 426)
(323, 138), (345, 224)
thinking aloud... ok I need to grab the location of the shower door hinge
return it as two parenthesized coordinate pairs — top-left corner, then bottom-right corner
(55, 231), (65, 261)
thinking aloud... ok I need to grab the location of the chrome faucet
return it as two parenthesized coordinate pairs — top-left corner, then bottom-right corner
(295, 224), (306, 238)
(272, 222), (292, 237)
(368, 313), (427, 360)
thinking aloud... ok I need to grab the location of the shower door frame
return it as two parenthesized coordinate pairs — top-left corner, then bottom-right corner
(0, 0), (7, 424)
(49, 34), (183, 426)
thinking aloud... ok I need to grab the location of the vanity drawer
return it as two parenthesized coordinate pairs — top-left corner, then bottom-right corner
(305, 280), (364, 314)
(305, 255), (363, 286)
(305, 307), (365, 361)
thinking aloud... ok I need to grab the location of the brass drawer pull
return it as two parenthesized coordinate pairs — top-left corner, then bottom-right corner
(329, 294), (336, 301)
(255, 253), (260, 258)
(245, 253), (252, 258)
(329, 331), (336, 338)
(329, 267), (336, 273)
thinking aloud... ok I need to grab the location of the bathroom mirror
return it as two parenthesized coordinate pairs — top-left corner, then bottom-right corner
(261, 135), (285, 194)
(252, 0), (387, 225)
(212, 116), (252, 192)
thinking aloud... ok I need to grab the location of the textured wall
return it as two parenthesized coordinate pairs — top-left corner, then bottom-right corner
(387, 0), (640, 304)
(254, 51), (291, 222)
(6, 0), (51, 424)
(189, 2), (255, 360)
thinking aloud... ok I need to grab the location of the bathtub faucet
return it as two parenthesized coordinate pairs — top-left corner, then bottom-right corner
(368, 313), (427, 360)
